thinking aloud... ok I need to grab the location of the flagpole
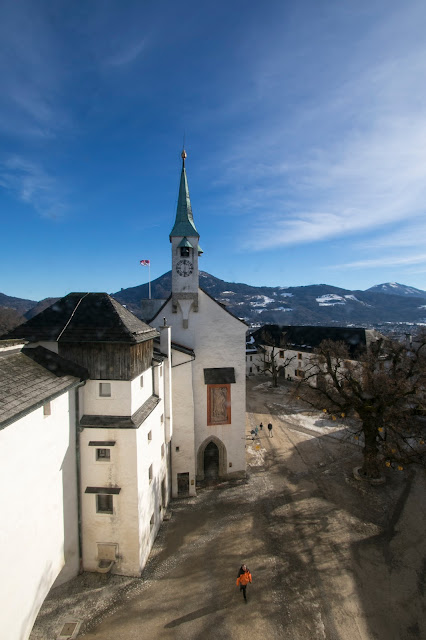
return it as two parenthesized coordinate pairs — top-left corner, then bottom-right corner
(149, 262), (151, 300)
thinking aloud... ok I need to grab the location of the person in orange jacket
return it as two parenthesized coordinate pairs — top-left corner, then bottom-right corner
(236, 563), (252, 602)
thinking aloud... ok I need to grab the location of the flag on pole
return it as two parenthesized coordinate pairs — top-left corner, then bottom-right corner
(140, 259), (150, 266)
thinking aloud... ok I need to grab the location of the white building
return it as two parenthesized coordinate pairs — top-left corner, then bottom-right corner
(0, 340), (87, 640)
(5, 294), (172, 584)
(151, 150), (247, 496)
(251, 325), (381, 384)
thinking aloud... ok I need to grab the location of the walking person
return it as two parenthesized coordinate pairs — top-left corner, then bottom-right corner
(236, 563), (252, 602)
(254, 425), (259, 437)
(267, 422), (273, 437)
(259, 422), (263, 432)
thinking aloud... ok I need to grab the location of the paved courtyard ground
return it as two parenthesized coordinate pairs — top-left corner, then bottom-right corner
(31, 377), (426, 640)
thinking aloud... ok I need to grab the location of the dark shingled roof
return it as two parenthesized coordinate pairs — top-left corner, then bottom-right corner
(0, 346), (88, 430)
(5, 292), (159, 344)
(251, 325), (379, 357)
(80, 394), (160, 429)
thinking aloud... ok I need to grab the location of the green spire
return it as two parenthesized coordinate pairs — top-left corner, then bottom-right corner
(170, 150), (199, 239)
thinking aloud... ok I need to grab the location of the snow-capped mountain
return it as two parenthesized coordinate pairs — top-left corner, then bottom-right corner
(366, 283), (426, 298)
(2, 275), (426, 333)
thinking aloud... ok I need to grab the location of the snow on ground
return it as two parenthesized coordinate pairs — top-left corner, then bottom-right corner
(316, 294), (345, 305)
(251, 295), (275, 306)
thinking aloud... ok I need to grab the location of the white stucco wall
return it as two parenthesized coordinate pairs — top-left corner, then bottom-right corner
(169, 348), (196, 496)
(154, 288), (247, 489)
(0, 392), (79, 640)
(80, 371), (169, 577)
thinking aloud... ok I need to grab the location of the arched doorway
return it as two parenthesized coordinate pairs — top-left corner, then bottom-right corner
(204, 441), (219, 479)
(197, 437), (227, 482)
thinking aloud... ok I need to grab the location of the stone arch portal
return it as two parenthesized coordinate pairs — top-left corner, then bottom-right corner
(197, 436), (227, 482)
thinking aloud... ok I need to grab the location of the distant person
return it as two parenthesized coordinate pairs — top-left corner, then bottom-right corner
(259, 422), (263, 431)
(268, 422), (273, 437)
(236, 563), (252, 602)
(254, 425), (259, 437)
(250, 429), (256, 440)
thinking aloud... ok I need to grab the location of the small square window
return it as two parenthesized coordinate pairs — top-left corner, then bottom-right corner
(99, 383), (111, 397)
(96, 448), (110, 461)
(148, 431), (152, 442)
(43, 402), (51, 416)
(96, 494), (113, 514)
(149, 464), (153, 482)
(140, 375), (144, 388)
(175, 446), (180, 452)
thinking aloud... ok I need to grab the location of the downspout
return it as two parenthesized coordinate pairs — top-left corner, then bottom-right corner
(74, 384), (84, 573)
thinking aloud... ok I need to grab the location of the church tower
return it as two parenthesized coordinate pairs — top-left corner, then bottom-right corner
(170, 150), (202, 328)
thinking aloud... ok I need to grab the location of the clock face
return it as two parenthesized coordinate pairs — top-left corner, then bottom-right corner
(176, 259), (193, 277)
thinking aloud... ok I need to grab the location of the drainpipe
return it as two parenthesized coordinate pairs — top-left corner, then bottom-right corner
(75, 385), (84, 573)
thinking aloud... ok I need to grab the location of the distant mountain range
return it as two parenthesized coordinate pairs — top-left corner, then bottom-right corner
(1, 276), (426, 332)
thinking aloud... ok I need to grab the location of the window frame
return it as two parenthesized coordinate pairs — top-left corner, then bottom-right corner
(99, 382), (111, 398)
(96, 494), (113, 514)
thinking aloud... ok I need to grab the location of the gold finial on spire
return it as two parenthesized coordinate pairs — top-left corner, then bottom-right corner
(181, 148), (187, 168)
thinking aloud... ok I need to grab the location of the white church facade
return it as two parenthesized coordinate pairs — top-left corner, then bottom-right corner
(151, 150), (247, 497)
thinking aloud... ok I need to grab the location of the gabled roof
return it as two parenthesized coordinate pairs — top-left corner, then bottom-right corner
(5, 293), (159, 344)
(0, 346), (88, 430)
(251, 325), (378, 357)
(149, 289), (247, 327)
(169, 151), (199, 239)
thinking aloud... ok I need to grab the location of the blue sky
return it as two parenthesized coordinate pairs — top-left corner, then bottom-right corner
(1, 0), (426, 301)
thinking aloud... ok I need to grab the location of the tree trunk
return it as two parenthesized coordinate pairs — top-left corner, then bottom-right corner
(361, 425), (381, 478)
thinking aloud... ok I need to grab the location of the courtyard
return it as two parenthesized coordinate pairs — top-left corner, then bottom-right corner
(30, 377), (426, 640)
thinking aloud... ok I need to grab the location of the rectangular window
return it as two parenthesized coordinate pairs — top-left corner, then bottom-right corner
(99, 382), (111, 397)
(150, 512), (155, 529)
(96, 448), (110, 461)
(96, 494), (113, 514)
(298, 353), (302, 360)
(149, 464), (153, 482)
(207, 384), (231, 426)
(43, 402), (51, 416)
(148, 431), (152, 442)
(160, 367), (163, 377)
(250, 356), (253, 361)
(161, 443), (165, 458)
(279, 350), (284, 358)
(140, 375), (144, 388)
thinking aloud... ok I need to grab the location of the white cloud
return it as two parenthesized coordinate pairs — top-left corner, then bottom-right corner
(0, 157), (65, 219)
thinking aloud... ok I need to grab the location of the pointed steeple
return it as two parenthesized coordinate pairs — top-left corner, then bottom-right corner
(169, 150), (199, 239)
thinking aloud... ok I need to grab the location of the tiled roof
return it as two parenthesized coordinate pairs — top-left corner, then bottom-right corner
(0, 346), (87, 430)
(5, 292), (159, 344)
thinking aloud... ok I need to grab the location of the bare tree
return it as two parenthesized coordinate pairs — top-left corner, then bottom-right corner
(297, 332), (426, 478)
(257, 328), (296, 387)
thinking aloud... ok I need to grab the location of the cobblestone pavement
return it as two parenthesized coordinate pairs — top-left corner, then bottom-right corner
(30, 378), (426, 640)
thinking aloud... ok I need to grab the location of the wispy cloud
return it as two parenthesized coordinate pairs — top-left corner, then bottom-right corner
(208, 3), (426, 258)
(106, 39), (147, 67)
(330, 254), (426, 270)
(0, 157), (65, 219)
